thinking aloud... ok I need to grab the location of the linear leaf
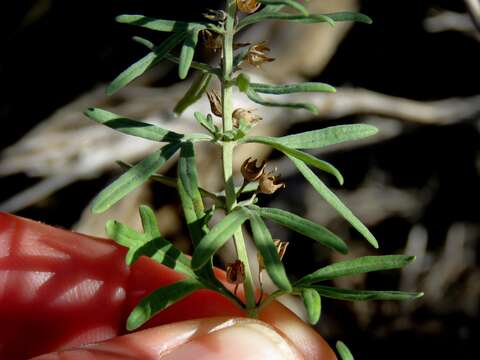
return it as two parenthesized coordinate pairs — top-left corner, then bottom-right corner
(85, 108), (183, 142)
(105, 209), (194, 277)
(275, 124), (378, 149)
(116, 14), (207, 32)
(138, 205), (161, 238)
(250, 82), (335, 94)
(174, 73), (212, 115)
(194, 112), (217, 134)
(178, 142), (204, 217)
(191, 208), (250, 270)
(302, 288), (321, 324)
(311, 285), (424, 301)
(246, 88), (318, 114)
(179, 27), (201, 79)
(258, 0), (309, 16)
(107, 31), (186, 95)
(251, 206), (348, 254)
(127, 279), (202, 330)
(243, 136), (343, 184)
(92, 142), (181, 213)
(239, 11), (372, 30)
(249, 212), (292, 291)
(289, 155), (379, 248)
(297, 255), (415, 285)
(336, 341), (354, 360)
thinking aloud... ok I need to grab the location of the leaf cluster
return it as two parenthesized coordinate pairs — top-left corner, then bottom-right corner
(85, 0), (422, 331)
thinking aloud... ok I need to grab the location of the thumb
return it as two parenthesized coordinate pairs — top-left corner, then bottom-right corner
(31, 317), (303, 360)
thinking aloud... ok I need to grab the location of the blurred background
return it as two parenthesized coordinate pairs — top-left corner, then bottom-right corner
(1, 0), (479, 359)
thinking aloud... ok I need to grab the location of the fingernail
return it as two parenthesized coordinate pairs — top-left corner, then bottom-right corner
(162, 319), (300, 360)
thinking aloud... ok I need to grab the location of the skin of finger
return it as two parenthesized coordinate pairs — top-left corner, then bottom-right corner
(0, 212), (335, 359)
(31, 317), (303, 360)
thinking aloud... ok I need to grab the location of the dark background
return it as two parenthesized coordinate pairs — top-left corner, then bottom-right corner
(2, 1), (479, 359)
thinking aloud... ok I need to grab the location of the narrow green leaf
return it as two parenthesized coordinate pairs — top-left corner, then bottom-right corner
(105, 210), (193, 277)
(92, 142), (181, 213)
(127, 279), (202, 330)
(311, 285), (424, 301)
(239, 11), (372, 30)
(249, 212), (292, 291)
(236, 73), (251, 93)
(302, 288), (321, 324)
(174, 73), (213, 115)
(116, 14), (207, 32)
(191, 208), (250, 270)
(289, 155), (379, 248)
(274, 124), (378, 149)
(243, 136), (343, 184)
(336, 341), (354, 360)
(297, 255), (415, 285)
(246, 88), (318, 114)
(251, 206), (348, 254)
(194, 112), (217, 134)
(85, 108), (183, 142)
(250, 82), (336, 94)
(138, 205), (161, 238)
(179, 27), (201, 79)
(326, 12), (372, 24)
(107, 31), (186, 95)
(132, 36), (154, 49)
(178, 142), (203, 214)
(258, 0), (309, 16)
(239, 12), (335, 30)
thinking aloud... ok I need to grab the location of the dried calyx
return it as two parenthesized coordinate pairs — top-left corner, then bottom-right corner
(246, 42), (275, 68)
(207, 90), (223, 117)
(241, 157), (266, 182)
(203, 30), (223, 51)
(226, 260), (246, 284)
(258, 170), (286, 194)
(236, 0), (261, 14)
(233, 108), (262, 128)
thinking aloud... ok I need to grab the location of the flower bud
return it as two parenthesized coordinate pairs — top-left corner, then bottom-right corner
(226, 260), (245, 285)
(241, 157), (266, 182)
(237, 0), (261, 14)
(246, 42), (275, 68)
(233, 108), (262, 128)
(258, 171), (285, 194)
(207, 90), (223, 117)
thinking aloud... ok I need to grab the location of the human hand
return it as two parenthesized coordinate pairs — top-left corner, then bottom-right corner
(0, 212), (336, 359)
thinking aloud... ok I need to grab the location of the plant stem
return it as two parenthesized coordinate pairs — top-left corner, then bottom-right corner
(221, 0), (257, 313)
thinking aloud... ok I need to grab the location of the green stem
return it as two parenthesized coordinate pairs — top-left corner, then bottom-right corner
(221, 0), (257, 313)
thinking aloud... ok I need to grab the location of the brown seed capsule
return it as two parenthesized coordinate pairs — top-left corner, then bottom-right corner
(232, 108), (262, 128)
(206, 90), (223, 117)
(246, 42), (275, 68)
(237, 0), (261, 14)
(257, 239), (289, 271)
(226, 260), (245, 284)
(202, 30), (223, 51)
(241, 157), (266, 182)
(258, 171), (286, 194)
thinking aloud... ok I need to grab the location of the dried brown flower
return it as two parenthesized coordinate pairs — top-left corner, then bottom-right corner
(245, 42), (275, 68)
(257, 239), (289, 271)
(258, 170), (285, 194)
(206, 90), (223, 117)
(237, 0), (261, 14)
(203, 9), (227, 22)
(232, 108), (262, 128)
(241, 157), (266, 182)
(226, 260), (245, 284)
(202, 30), (223, 51)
